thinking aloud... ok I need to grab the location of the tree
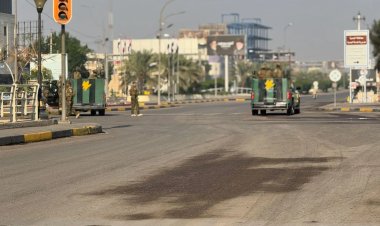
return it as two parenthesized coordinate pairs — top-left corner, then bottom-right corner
(121, 50), (155, 94)
(149, 53), (203, 94)
(370, 20), (380, 70)
(236, 60), (258, 87)
(41, 32), (92, 75)
(293, 70), (331, 93)
(120, 51), (203, 95)
(27, 67), (53, 81)
(176, 56), (204, 93)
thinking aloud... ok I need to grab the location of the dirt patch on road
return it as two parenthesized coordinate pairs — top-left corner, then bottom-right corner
(88, 150), (340, 220)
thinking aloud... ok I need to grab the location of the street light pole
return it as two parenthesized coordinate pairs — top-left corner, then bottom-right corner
(283, 22), (293, 51)
(283, 22), (293, 71)
(353, 12), (365, 30)
(13, 0), (18, 83)
(353, 12), (367, 103)
(34, 0), (47, 119)
(158, 0), (175, 106)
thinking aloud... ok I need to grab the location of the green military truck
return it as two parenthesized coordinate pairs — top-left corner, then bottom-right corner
(250, 78), (300, 115)
(71, 78), (106, 116)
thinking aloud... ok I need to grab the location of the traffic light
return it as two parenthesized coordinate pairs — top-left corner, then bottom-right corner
(53, 0), (72, 25)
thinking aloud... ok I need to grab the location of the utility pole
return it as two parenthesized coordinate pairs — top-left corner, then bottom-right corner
(353, 12), (367, 103)
(61, 24), (67, 121)
(353, 12), (365, 30)
(13, 0), (18, 83)
(49, 32), (53, 54)
(53, 0), (72, 122)
(158, 0), (176, 105)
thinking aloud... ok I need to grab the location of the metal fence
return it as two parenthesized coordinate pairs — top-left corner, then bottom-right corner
(0, 83), (39, 122)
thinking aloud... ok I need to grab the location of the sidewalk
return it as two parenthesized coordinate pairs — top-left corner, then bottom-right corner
(0, 119), (102, 146)
(318, 102), (380, 112)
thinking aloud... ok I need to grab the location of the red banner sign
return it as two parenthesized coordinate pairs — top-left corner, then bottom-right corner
(346, 35), (367, 45)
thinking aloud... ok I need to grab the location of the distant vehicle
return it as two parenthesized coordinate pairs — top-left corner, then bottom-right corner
(71, 78), (106, 116)
(45, 80), (59, 107)
(44, 78), (106, 116)
(250, 78), (300, 115)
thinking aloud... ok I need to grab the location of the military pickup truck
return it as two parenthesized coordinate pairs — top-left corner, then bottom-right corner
(71, 78), (106, 116)
(250, 78), (300, 115)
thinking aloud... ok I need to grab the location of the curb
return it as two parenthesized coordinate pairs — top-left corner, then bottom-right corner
(318, 107), (380, 112)
(106, 98), (250, 112)
(0, 125), (102, 146)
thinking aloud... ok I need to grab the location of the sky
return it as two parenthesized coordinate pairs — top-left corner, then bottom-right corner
(16, 0), (380, 62)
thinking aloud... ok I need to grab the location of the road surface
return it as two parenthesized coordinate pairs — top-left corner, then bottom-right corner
(0, 94), (379, 226)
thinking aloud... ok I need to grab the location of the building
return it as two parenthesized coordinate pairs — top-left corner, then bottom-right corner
(107, 38), (202, 97)
(0, 0), (14, 55)
(223, 13), (271, 60)
(109, 13), (272, 95)
(0, 0), (15, 84)
(84, 53), (105, 76)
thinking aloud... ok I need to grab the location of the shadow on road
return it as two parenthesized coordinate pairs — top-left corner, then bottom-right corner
(87, 150), (341, 220)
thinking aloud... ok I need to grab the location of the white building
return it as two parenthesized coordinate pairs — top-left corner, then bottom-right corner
(112, 38), (202, 60)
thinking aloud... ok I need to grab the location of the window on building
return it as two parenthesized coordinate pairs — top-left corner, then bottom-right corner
(3, 26), (6, 36)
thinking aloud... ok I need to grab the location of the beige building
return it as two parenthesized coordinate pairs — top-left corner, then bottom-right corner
(112, 38), (201, 59)
(109, 38), (205, 97)
(84, 53), (105, 76)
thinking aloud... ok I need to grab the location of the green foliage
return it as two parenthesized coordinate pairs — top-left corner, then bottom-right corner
(370, 20), (380, 70)
(42, 32), (92, 75)
(26, 67), (53, 81)
(318, 78), (332, 92)
(235, 60), (256, 87)
(293, 70), (333, 93)
(122, 50), (155, 93)
(200, 78), (224, 90)
(176, 56), (204, 93)
(119, 50), (204, 95)
(294, 71), (313, 93)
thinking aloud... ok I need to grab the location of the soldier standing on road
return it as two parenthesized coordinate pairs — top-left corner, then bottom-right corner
(65, 80), (74, 117)
(129, 82), (142, 117)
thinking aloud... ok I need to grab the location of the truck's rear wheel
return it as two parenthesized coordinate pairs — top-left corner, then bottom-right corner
(98, 109), (105, 116)
(287, 105), (294, 115)
(91, 110), (96, 116)
(252, 110), (258, 115)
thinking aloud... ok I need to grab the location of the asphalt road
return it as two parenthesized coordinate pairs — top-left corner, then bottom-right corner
(0, 95), (379, 226)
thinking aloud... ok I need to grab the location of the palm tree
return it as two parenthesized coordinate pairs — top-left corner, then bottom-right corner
(150, 54), (203, 94)
(236, 60), (255, 87)
(177, 56), (204, 93)
(370, 20), (380, 70)
(121, 50), (155, 94)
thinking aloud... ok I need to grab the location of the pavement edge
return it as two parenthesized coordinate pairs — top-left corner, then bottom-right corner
(0, 124), (103, 146)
